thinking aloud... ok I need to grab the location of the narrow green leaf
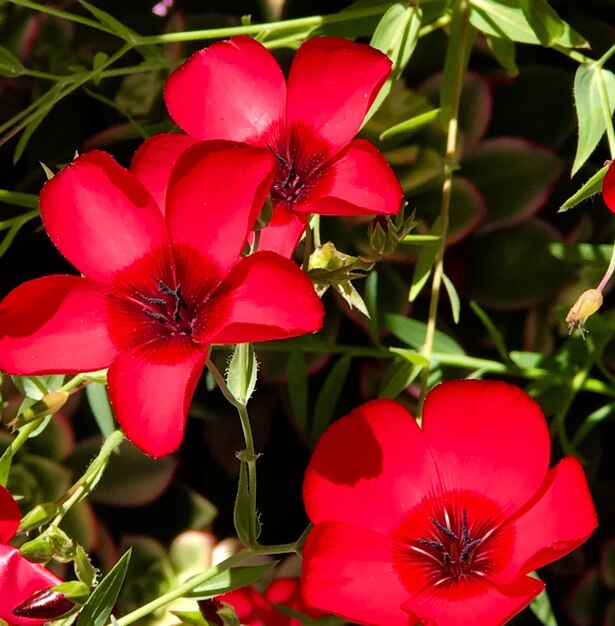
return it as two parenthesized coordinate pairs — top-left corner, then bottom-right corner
(187, 562), (277, 598)
(529, 574), (558, 626)
(75, 0), (137, 43)
(385, 314), (466, 355)
(518, 0), (563, 46)
(549, 242), (612, 264)
(573, 402), (615, 447)
(0, 448), (12, 487)
(364, 270), (379, 343)
(365, 4), (422, 123)
(441, 273), (460, 324)
(311, 356), (352, 444)
(486, 35), (518, 76)
(409, 218), (440, 301)
(86, 383), (116, 438)
(509, 351), (543, 369)
(0, 45), (26, 77)
(560, 164), (608, 212)
(389, 347), (430, 367)
(0, 189), (39, 209)
(572, 65), (615, 175)
(470, 302), (510, 362)
(286, 351), (308, 430)
(226, 344), (258, 406)
(379, 108), (442, 141)
(378, 359), (420, 399)
(171, 611), (209, 626)
(77, 549), (132, 626)
(233, 460), (257, 546)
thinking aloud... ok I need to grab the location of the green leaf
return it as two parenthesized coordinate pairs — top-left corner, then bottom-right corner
(286, 351), (308, 430)
(226, 343), (258, 406)
(485, 35), (518, 76)
(441, 273), (460, 324)
(379, 108), (442, 141)
(171, 611), (209, 626)
(572, 64), (615, 175)
(409, 217), (440, 301)
(233, 460), (258, 546)
(378, 358), (420, 399)
(86, 383), (116, 438)
(559, 164), (608, 212)
(469, 0), (586, 47)
(549, 242), (612, 264)
(518, 0), (563, 46)
(470, 302), (510, 362)
(529, 574), (558, 626)
(77, 549), (132, 626)
(311, 356), (352, 444)
(187, 562), (277, 598)
(385, 314), (466, 355)
(365, 4), (422, 123)
(0, 46), (26, 77)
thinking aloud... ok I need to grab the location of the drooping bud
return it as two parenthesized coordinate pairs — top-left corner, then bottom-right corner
(13, 587), (74, 619)
(198, 598), (225, 625)
(566, 288), (603, 337)
(10, 390), (69, 429)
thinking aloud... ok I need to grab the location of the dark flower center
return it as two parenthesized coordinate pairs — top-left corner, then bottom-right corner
(267, 131), (327, 207)
(410, 509), (487, 583)
(135, 276), (194, 337)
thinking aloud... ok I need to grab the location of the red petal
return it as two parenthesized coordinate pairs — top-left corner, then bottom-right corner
(602, 160), (615, 213)
(166, 141), (275, 278)
(200, 251), (324, 344)
(219, 588), (261, 626)
(303, 399), (439, 536)
(0, 545), (61, 626)
(0, 485), (20, 543)
(107, 338), (207, 457)
(401, 575), (544, 626)
(40, 151), (169, 283)
(304, 139), (402, 216)
(0, 276), (118, 374)
(301, 522), (411, 626)
(286, 38), (391, 155)
(495, 457), (598, 583)
(164, 36), (285, 146)
(255, 206), (307, 256)
(130, 133), (199, 213)
(422, 380), (551, 518)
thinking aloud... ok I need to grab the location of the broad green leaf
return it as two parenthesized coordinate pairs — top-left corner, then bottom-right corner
(187, 562), (277, 598)
(311, 356), (352, 444)
(226, 343), (258, 406)
(0, 46), (25, 77)
(286, 351), (308, 430)
(572, 65), (615, 175)
(559, 164), (608, 212)
(365, 4), (422, 123)
(441, 273), (460, 324)
(385, 314), (466, 355)
(77, 549), (132, 626)
(486, 35), (518, 76)
(469, 0), (586, 47)
(86, 383), (116, 438)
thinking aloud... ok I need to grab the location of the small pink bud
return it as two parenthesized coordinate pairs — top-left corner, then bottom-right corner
(12, 587), (74, 619)
(566, 288), (603, 337)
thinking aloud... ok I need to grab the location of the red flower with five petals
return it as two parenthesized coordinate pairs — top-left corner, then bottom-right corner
(154, 36), (402, 256)
(302, 380), (597, 626)
(0, 142), (324, 457)
(0, 485), (62, 625)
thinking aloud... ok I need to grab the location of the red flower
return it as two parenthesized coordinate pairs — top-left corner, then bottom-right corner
(603, 159), (615, 213)
(0, 142), (324, 457)
(220, 577), (324, 626)
(0, 485), (62, 625)
(302, 380), (597, 626)
(155, 36), (402, 256)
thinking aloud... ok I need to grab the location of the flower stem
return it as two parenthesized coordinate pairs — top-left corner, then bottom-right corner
(597, 243), (615, 292)
(417, 0), (472, 416)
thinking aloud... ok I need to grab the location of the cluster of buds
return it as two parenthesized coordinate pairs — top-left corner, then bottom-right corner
(367, 205), (416, 257)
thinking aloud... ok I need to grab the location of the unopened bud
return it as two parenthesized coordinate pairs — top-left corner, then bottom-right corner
(11, 391), (69, 428)
(198, 598), (225, 626)
(566, 288), (603, 337)
(13, 587), (74, 619)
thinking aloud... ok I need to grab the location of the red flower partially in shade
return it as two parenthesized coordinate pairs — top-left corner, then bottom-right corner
(150, 36), (402, 256)
(0, 142), (324, 457)
(0, 485), (62, 625)
(302, 380), (598, 626)
(602, 159), (615, 213)
(218, 577), (324, 626)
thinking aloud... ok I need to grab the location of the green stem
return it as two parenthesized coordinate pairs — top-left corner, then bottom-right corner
(51, 430), (124, 526)
(113, 550), (249, 625)
(597, 240), (615, 291)
(138, 4), (396, 44)
(597, 41), (615, 67)
(206, 357), (242, 409)
(418, 0), (472, 416)
(0, 418), (45, 484)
